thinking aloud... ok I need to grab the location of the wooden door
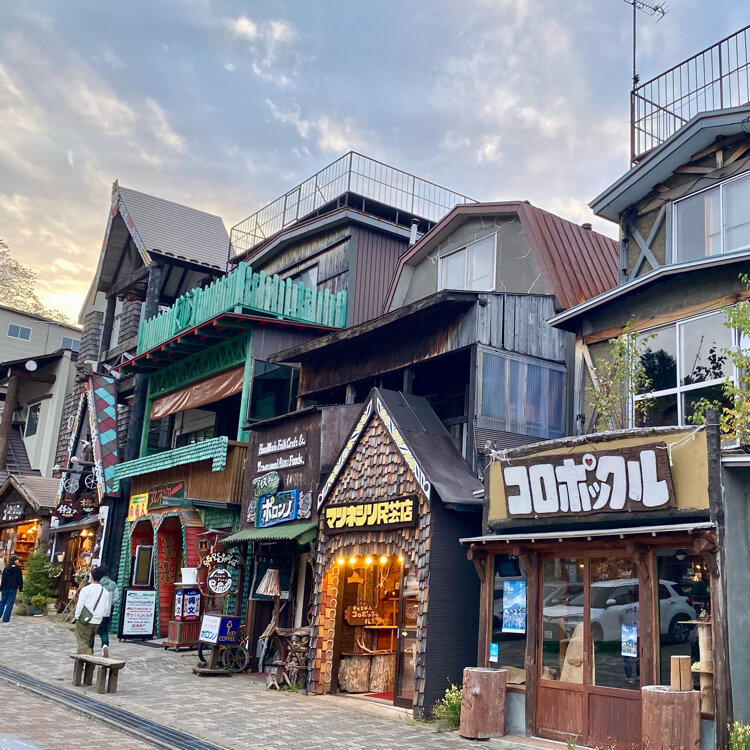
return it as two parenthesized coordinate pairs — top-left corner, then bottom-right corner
(393, 571), (418, 708)
(536, 553), (643, 749)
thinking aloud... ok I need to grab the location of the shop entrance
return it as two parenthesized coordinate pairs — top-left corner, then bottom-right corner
(537, 553), (643, 749)
(332, 553), (416, 707)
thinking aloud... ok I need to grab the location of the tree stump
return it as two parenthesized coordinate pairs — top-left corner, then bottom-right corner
(369, 653), (395, 693)
(338, 656), (371, 693)
(641, 685), (700, 750)
(459, 667), (507, 739)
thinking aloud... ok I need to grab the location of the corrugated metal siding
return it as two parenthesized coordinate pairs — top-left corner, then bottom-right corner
(250, 327), (320, 362)
(517, 203), (618, 309)
(118, 186), (229, 271)
(351, 227), (409, 326)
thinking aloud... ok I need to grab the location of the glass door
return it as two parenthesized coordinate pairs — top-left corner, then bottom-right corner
(393, 571), (419, 708)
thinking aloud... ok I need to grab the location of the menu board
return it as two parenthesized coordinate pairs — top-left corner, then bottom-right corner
(121, 589), (157, 637)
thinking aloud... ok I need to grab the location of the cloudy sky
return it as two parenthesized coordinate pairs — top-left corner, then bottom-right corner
(0, 1), (746, 320)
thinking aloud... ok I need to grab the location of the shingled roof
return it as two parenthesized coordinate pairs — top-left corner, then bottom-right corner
(0, 474), (60, 511)
(384, 201), (619, 312)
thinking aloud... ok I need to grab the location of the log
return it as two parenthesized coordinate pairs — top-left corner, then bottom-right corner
(369, 653), (395, 693)
(641, 686), (700, 750)
(338, 655), (371, 693)
(459, 667), (507, 739)
(670, 655), (692, 691)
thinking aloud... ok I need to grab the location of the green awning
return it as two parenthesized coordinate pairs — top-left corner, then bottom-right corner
(220, 521), (317, 547)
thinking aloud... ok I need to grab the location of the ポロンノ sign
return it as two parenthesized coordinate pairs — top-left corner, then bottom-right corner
(501, 443), (675, 518)
(147, 480), (186, 509)
(257, 490), (300, 527)
(322, 496), (417, 535)
(199, 614), (241, 645)
(121, 589), (157, 637)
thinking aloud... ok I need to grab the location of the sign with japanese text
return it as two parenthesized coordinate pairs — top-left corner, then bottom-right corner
(257, 490), (300, 527)
(199, 614), (240, 644)
(127, 493), (148, 522)
(322, 496), (417, 535)
(121, 589), (157, 637)
(252, 471), (281, 499)
(206, 567), (235, 595)
(1, 501), (25, 523)
(147, 480), (186, 509)
(501, 443), (675, 518)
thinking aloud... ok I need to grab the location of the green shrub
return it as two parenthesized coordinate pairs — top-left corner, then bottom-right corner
(432, 682), (462, 731)
(30, 594), (47, 609)
(22, 551), (60, 602)
(730, 722), (750, 750)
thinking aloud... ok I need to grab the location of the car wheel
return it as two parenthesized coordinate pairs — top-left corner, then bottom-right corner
(591, 623), (603, 642)
(669, 616), (692, 644)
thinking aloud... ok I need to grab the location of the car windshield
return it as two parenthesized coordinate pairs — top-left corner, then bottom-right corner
(569, 585), (638, 609)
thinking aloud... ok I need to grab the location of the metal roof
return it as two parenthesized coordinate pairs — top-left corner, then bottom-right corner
(118, 186), (230, 271)
(220, 521), (317, 545)
(384, 201), (619, 312)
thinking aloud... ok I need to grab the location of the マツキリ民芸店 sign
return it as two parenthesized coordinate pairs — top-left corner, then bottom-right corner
(501, 443), (675, 518)
(322, 496), (417, 534)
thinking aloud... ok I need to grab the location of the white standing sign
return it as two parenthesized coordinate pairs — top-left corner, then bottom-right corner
(121, 589), (157, 636)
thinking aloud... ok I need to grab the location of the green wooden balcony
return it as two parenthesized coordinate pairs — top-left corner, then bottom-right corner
(136, 261), (347, 354)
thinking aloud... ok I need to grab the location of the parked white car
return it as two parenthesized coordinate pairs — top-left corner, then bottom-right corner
(542, 579), (696, 644)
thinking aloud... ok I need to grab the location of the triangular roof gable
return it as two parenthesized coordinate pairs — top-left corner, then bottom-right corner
(317, 390), (431, 511)
(0, 475), (59, 513)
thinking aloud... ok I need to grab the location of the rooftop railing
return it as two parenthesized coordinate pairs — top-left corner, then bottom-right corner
(136, 261), (347, 354)
(631, 25), (750, 162)
(230, 151), (475, 256)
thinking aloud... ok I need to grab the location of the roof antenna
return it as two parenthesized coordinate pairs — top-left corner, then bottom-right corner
(623, 0), (668, 89)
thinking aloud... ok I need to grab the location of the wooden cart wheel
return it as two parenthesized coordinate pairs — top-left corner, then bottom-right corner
(221, 645), (250, 673)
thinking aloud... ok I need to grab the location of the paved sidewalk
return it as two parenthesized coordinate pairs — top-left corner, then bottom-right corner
(0, 617), (548, 750)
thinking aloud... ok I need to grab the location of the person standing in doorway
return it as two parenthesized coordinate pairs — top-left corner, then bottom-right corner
(73, 567), (110, 654)
(91, 564), (119, 657)
(0, 555), (23, 622)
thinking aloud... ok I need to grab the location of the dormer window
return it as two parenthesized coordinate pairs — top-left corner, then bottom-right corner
(673, 171), (750, 262)
(438, 233), (496, 292)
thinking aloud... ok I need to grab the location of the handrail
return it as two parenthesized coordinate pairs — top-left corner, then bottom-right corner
(631, 25), (750, 162)
(136, 261), (347, 354)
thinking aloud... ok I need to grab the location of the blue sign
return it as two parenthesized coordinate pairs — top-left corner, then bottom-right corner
(199, 614), (241, 645)
(257, 489), (300, 527)
(502, 580), (527, 634)
(489, 642), (499, 663)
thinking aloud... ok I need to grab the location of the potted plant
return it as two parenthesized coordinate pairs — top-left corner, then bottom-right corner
(22, 551), (62, 616)
(30, 594), (47, 616)
(13, 592), (27, 616)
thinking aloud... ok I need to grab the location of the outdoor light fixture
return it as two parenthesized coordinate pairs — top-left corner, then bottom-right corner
(337, 557), (345, 566)
(675, 549), (688, 561)
(398, 555), (404, 564)
(379, 555), (388, 564)
(365, 556), (373, 565)
(349, 556), (357, 565)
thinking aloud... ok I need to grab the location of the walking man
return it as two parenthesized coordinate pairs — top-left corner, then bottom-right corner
(0, 555), (23, 622)
(73, 567), (110, 654)
(92, 564), (119, 657)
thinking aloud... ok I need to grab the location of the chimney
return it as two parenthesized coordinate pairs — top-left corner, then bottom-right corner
(409, 218), (420, 246)
(582, 222), (593, 231)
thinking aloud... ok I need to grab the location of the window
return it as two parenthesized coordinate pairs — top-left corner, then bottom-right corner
(7, 324), (31, 341)
(490, 554), (527, 671)
(674, 172), (750, 262)
(248, 361), (299, 421)
(25, 404), (40, 437)
(175, 426), (215, 447)
(479, 351), (566, 438)
(61, 336), (80, 352)
(634, 309), (735, 427)
(439, 234), (496, 291)
(291, 265), (318, 290)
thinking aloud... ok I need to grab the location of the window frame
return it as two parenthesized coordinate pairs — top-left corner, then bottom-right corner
(7, 323), (32, 341)
(25, 403), (41, 438)
(61, 336), (80, 352)
(438, 233), (497, 292)
(631, 308), (740, 427)
(672, 170), (750, 262)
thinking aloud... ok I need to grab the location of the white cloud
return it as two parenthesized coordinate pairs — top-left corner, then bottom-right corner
(229, 16), (258, 40)
(98, 46), (124, 69)
(224, 62), (236, 72)
(66, 150), (74, 167)
(144, 98), (187, 154)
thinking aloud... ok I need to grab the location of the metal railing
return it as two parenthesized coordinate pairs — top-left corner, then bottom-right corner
(136, 261), (347, 353)
(631, 24), (750, 162)
(230, 151), (475, 256)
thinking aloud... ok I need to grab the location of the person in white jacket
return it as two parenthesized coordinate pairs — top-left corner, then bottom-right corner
(73, 567), (110, 654)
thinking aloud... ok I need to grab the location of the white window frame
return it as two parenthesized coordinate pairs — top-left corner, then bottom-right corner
(631, 308), (740, 426)
(438, 233), (497, 292)
(7, 323), (32, 341)
(672, 170), (750, 262)
(61, 336), (80, 352)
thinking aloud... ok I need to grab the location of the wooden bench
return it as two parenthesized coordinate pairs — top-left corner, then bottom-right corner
(70, 654), (126, 694)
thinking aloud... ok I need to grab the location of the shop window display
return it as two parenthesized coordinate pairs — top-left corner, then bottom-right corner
(490, 554), (527, 678)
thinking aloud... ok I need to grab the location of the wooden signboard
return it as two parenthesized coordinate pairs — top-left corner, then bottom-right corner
(501, 442), (676, 518)
(147, 480), (186, 509)
(345, 604), (382, 626)
(322, 496), (417, 535)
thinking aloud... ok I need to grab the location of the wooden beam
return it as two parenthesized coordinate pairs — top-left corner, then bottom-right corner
(652, 183), (670, 193)
(725, 142), (750, 165)
(690, 133), (745, 162)
(626, 541), (656, 685)
(519, 551), (539, 738)
(674, 166), (714, 175)
(108, 265), (150, 298)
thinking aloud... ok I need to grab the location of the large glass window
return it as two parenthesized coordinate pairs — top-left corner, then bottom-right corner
(439, 234), (495, 291)
(480, 351), (565, 438)
(490, 554), (527, 673)
(248, 361), (299, 422)
(634, 310), (734, 427)
(674, 172), (750, 261)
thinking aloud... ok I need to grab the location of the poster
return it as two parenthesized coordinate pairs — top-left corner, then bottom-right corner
(127, 493), (148, 522)
(121, 589), (157, 637)
(502, 580), (527, 634)
(621, 625), (638, 658)
(489, 643), (499, 663)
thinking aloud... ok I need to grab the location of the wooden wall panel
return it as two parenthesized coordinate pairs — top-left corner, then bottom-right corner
(535, 685), (583, 740)
(588, 691), (641, 749)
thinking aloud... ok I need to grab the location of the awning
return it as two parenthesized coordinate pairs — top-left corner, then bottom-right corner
(460, 521), (715, 545)
(150, 366), (244, 420)
(220, 521), (317, 546)
(49, 514), (101, 535)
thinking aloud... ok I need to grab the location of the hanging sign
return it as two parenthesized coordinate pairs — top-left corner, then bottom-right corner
(127, 493), (148, 522)
(199, 614), (241, 644)
(1, 502), (25, 522)
(257, 490), (300, 527)
(147, 480), (186, 509)
(201, 551), (241, 569)
(207, 567), (235, 595)
(121, 589), (157, 637)
(501, 443), (675, 518)
(322, 496), (417, 535)
(253, 471), (281, 499)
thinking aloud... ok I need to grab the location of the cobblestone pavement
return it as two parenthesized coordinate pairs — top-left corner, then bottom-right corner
(0, 617), (549, 750)
(0, 678), (155, 749)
